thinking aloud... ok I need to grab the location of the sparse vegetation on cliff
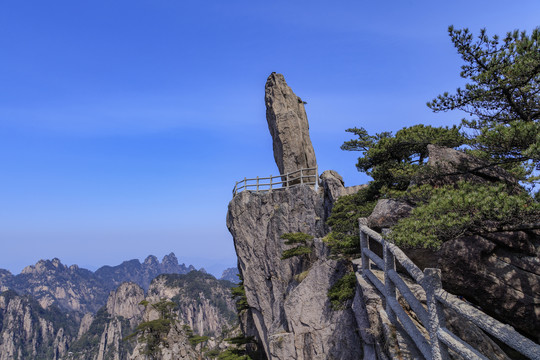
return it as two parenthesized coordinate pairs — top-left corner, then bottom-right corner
(230, 279), (249, 313)
(124, 299), (177, 359)
(280, 232), (313, 260)
(324, 186), (378, 256)
(327, 272), (357, 310)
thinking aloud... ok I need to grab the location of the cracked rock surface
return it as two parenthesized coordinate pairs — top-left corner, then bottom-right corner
(227, 185), (362, 359)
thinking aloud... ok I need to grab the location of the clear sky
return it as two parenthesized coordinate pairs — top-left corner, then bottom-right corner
(1, 1), (539, 276)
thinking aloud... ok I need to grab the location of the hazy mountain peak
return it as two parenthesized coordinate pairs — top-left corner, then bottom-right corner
(143, 255), (159, 266)
(161, 252), (178, 266)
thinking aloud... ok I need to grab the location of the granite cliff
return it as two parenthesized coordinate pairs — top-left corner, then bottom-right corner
(226, 73), (540, 359)
(227, 185), (363, 359)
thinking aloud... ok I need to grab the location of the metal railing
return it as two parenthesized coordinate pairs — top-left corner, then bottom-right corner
(232, 166), (318, 197)
(358, 218), (540, 360)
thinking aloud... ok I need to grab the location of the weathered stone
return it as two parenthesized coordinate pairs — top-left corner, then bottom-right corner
(438, 232), (540, 342)
(426, 144), (518, 186)
(227, 186), (363, 359)
(320, 170), (345, 219)
(265, 73), (317, 180)
(320, 169), (366, 220)
(0, 292), (72, 360)
(77, 313), (94, 340)
(367, 199), (413, 230)
(106, 282), (145, 328)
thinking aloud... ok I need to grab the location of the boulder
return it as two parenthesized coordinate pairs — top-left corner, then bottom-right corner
(367, 199), (413, 230)
(320, 170), (366, 220)
(426, 144), (518, 186)
(265, 73), (317, 182)
(438, 231), (540, 342)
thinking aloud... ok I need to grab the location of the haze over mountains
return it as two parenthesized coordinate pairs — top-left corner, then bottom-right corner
(0, 253), (240, 359)
(0, 253), (237, 315)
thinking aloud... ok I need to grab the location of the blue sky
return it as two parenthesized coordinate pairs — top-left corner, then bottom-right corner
(1, 1), (539, 276)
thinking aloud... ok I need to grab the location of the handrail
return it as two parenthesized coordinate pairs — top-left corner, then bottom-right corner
(232, 166), (318, 197)
(358, 218), (540, 360)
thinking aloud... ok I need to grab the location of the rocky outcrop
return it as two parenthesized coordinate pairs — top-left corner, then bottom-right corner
(12, 258), (108, 314)
(265, 73), (317, 178)
(366, 199), (413, 231)
(146, 272), (237, 337)
(68, 272), (238, 359)
(0, 290), (76, 360)
(320, 170), (366, 219)
(105, 283), (145, 328)
(77, 313), (94, 340)
(66, 284), (144, 360)
(438, 231), (540, 342)
(426, 144), (518, 187)
(227, 185), (363, 359)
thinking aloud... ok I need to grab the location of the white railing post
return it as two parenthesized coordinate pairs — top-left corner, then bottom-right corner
(315, 165), (319, 191)
(269, 175), (272, 192)
(383, 232), (397, 324)
(286, 172), (289, 188)
(423, 268), (450, 360)
(256, 176), (259, 192)
(359, 218), (369, 274)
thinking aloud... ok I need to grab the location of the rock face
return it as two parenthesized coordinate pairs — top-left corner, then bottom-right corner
(0, 290), (76, 360)
(438, 231), (540, 342)
(426, 144), (518, 187)
(366, 199), (413, 231)
(9, 258), (108, 314)
(265, 73), (317, 178)
(106, 283), (145, 328)
(320, 170), (365, 219)
(227, 185), (363, 359)
(146, 272), (237, 336)
(68, 271), (238, 359)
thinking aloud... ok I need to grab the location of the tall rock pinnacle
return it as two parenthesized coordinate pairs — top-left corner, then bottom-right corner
(265, 73), (317, 177)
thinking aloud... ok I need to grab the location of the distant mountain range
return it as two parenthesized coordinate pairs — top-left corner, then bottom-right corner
(0, 253), (240, 359)
(0, 253), (238, 315)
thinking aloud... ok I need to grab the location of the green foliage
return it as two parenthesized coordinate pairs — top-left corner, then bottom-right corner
(217, 335), (255, 360)
(389, 182), (540, 248)
(124, 299), (177, 359)
(205, 349), (221, 358)
(324, 185), (378, 256)
(327, 272), (356, 310)
(428, 26), (540, 185)
(218, 350), (252, 360)
(342, 124), (465, 190)
(188, 334), (209, 346)
(280, 232), (313, 245)
(281, 246), (312, 260)
(230, 278), (249, 312)
(280, 232), (313, 260)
